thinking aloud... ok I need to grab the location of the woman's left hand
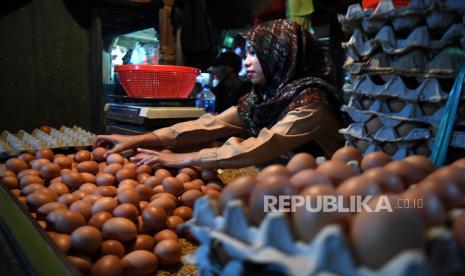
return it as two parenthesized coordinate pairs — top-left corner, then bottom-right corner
(131, 148), (201, 168)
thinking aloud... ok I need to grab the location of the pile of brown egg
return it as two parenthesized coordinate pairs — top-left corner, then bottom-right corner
(219, 148), (465, 270)
(0, 147), (223, 275)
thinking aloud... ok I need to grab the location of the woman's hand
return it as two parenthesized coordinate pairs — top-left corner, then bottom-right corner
(93, 132), (160, 156)
(131, 148), (201, 168)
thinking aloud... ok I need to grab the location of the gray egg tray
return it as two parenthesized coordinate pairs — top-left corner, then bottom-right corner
(182, 197), (463, 275)
(339, 0), (465, 33)
(343, 23), (465, 58)
(345, 137), (428, 159)
(343, 74), (463, 103)
(345, 48), (465, 77)
(340, 122), (432, 143)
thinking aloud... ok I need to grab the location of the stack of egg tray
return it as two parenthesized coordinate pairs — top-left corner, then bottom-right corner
(180, 196), (463, 275)
(0, 126), (96, 158)
(339, 0), (465, 160)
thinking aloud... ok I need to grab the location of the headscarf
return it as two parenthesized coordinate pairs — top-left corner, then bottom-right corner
(236, 19), (344, 136)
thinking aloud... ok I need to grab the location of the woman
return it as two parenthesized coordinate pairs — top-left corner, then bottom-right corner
(94, 19), (346, 169)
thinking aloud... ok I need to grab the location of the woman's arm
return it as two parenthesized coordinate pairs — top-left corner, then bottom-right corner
(153, 106), (246, 148)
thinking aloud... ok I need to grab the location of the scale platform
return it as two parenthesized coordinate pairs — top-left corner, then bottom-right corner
(104, 96), (205, 134)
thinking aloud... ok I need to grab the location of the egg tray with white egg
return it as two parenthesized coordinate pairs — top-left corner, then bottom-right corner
(0, 125), (96, 159)
(345, 47), (464, 78)
(181, 149), (465, 275)
(0, 147), (226, 275)
(339, 0), (465, 34)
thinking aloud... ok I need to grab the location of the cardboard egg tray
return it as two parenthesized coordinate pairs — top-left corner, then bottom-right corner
(345, 47), (465, 77)
(344, 74), (464, 103)
(339, 0), (465, 34)
(343, 23), (465, 58)
(0, 126), (96, 158)
(181, 196), (463, 275)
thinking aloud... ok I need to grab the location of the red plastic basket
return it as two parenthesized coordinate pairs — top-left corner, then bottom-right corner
(115, 65), (201, 98)
(362, 0), (410, 9)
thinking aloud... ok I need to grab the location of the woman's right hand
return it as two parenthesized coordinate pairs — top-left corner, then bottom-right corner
(93, 134), (137, 155)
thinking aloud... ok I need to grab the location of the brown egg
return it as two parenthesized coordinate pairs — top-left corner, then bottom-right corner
(117, 188), (140, 206)
(122, 250), (158, 275)
(51, 210), (86, 234)
(154, 239), (181, 265)
(149, 197), (176, 215)
(128, 234), (156, 252)
(70, 200), (92, 219)
(90, 255), (123, 276)
(293, 185), (349, 242)
(82, 194), (102, 205)
(256, 164), (291, 181)
(154, 229), (178, 244)
(35, 148), (54, 161)
(384, 160), (427, 188)
(173, 206), (193, 221)
(337, 176), (381, 208)
(206, 182), (223, 192)
(6, 158), (29, 173)
(19, 175), (44, 189)
(402, 185), (446, 227)
(102, 163), (123, 175)
(155, 168), (172, 179)
(48, 182), (70, 196)
(17, 169), (40, 180)
(73, 189), (90, 200)
(0, 169), (15, 178)
(21, 183), (46, 195)
(118, 179), (139, 190)
(77, 161), (99, 175)
(68, 255), (92, 274)
(92, 197), (118, 215)
(432, 166), (465, 193)
(360, 151), (393, 171)
(93, 186), (117, 197)
(30, 158), (51, 171)
(57, 193), (79, 206)
(92, 147), (108, 162)
(136, 164), (153, 175)
(79, 183), (97, 193)
(179, 167), (199, 179)
(107, 153), (125, 165)
(206, 189), (221, 198)
(144, 176), (162, 188)
(362, 168), (404, 193)
(453, 212), (465, 251)
(137, 173), (150, 183)
(139, 201), (149, 211)
(162, 177), (184, 196)
(53, 156), (73, 170)
(420, 175), (464, 210)
(351, 195), (426, 269)
(452, 158), (465, 171)
(98, 162), (107, 172)
(123, 163), (137, 170)
(75, 150), (92, 163)
(286, 152), (317, 174)
(70, 225), (103, 254)
(174, 172), (190, 183)
(135, 184), (154, 201)
(96, 173), (116, 186)
(332, 147), (363, 163)
(61, 171), (84, 190)
(142, 205), (167, 230)
(49, 233), (71, 254)
(289, 169), (333, 193)
(27, 191), (56, 210)
(151, 192), (178, 204)
(102, 217), (138, 242)
(219, 176), (256, 209)
(404, 155), (435, 174)
(191, 178), (205, 186)
(200, 169), (217, 182)
(1, 175), (19, 189)
(113, 203), (139, 222)
(40, 163), (61, 181)
(116, 168), (137, 183)
(50, 176), (62, 184)
(183, 181), (201, 191)
(89, 211), (113, 230)
(166, 216), (184, 232)
(37, 202), (67, 219)
(180, 190), (204, 208)
(18, 153), (35, 163)
(316, 160), (357, 186)
(11, 189), (21, 197)
(99, 239), (126, 258)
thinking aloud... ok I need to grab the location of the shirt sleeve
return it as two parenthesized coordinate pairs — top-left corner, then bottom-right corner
(198, 104), (342, 169)
(153, 106), (246, 148)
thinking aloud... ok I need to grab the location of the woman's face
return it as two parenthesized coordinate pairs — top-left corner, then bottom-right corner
(244, 42), (266, 86)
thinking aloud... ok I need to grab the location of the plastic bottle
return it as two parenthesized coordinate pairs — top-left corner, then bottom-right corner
(196, 85), (216, 113)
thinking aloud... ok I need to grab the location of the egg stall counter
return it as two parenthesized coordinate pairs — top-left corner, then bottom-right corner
(0, 145), (236, 275)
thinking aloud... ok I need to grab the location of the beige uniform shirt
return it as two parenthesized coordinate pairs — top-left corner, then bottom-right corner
(153, 104), (344, 169)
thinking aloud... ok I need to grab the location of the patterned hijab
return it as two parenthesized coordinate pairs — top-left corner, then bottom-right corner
(236, 19), (344, 136)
